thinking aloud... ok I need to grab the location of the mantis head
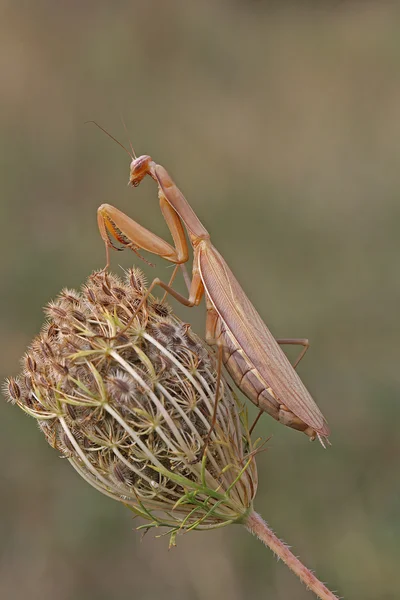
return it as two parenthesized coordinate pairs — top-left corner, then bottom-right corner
(129, 155), (153, 187)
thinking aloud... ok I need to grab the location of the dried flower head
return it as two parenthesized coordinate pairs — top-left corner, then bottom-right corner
(4, 269), (257, 543)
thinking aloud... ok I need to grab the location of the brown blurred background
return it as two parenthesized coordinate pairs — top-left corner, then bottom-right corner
(1, 2), (400, 599)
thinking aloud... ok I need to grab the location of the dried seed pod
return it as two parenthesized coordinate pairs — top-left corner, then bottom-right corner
(3, 269), (257, 542)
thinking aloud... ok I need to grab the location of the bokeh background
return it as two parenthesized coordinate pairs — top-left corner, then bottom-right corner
(1, 2), (400, 599)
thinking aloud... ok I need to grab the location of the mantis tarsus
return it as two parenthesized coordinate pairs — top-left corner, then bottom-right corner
(97, 147), (330, 445)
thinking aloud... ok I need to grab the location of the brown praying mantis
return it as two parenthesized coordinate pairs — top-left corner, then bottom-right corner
(96, 139), (330, 445)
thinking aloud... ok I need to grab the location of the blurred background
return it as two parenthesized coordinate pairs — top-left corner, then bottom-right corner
(1, 1), (400, 598)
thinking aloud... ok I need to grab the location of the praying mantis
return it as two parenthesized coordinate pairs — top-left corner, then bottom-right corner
(96, 139), (330, 444)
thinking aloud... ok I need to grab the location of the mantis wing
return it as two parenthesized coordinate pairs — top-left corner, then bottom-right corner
(198, 243), (329, 437)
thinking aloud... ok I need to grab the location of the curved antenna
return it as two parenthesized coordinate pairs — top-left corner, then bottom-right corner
(85, 121), (133, 160)
(119, 113), (137, 159)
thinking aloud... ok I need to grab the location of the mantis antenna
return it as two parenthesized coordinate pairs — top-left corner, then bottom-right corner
(85, 120), (134, 160)
(119, 113), (137, 160)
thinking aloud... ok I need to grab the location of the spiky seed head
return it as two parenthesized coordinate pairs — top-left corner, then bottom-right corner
(3, 269), (257, 542)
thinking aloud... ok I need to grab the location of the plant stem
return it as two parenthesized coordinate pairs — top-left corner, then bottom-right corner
(244, 511), (340, 600)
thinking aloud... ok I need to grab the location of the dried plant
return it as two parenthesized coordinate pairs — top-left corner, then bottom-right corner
(3, 269), (339, 599)
(4, 269), (257, 537)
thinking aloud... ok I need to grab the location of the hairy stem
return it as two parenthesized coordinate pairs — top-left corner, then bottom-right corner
(244, 511), (340, 600)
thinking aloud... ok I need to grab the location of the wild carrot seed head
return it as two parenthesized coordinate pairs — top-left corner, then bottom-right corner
(3, 269), (257, 542)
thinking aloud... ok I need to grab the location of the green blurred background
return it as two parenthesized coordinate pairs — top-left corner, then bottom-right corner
(1, 2), (400, 598)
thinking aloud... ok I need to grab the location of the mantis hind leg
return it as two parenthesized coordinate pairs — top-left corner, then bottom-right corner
(250, 338), (311, 435)
(275, 338), (310, 369)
